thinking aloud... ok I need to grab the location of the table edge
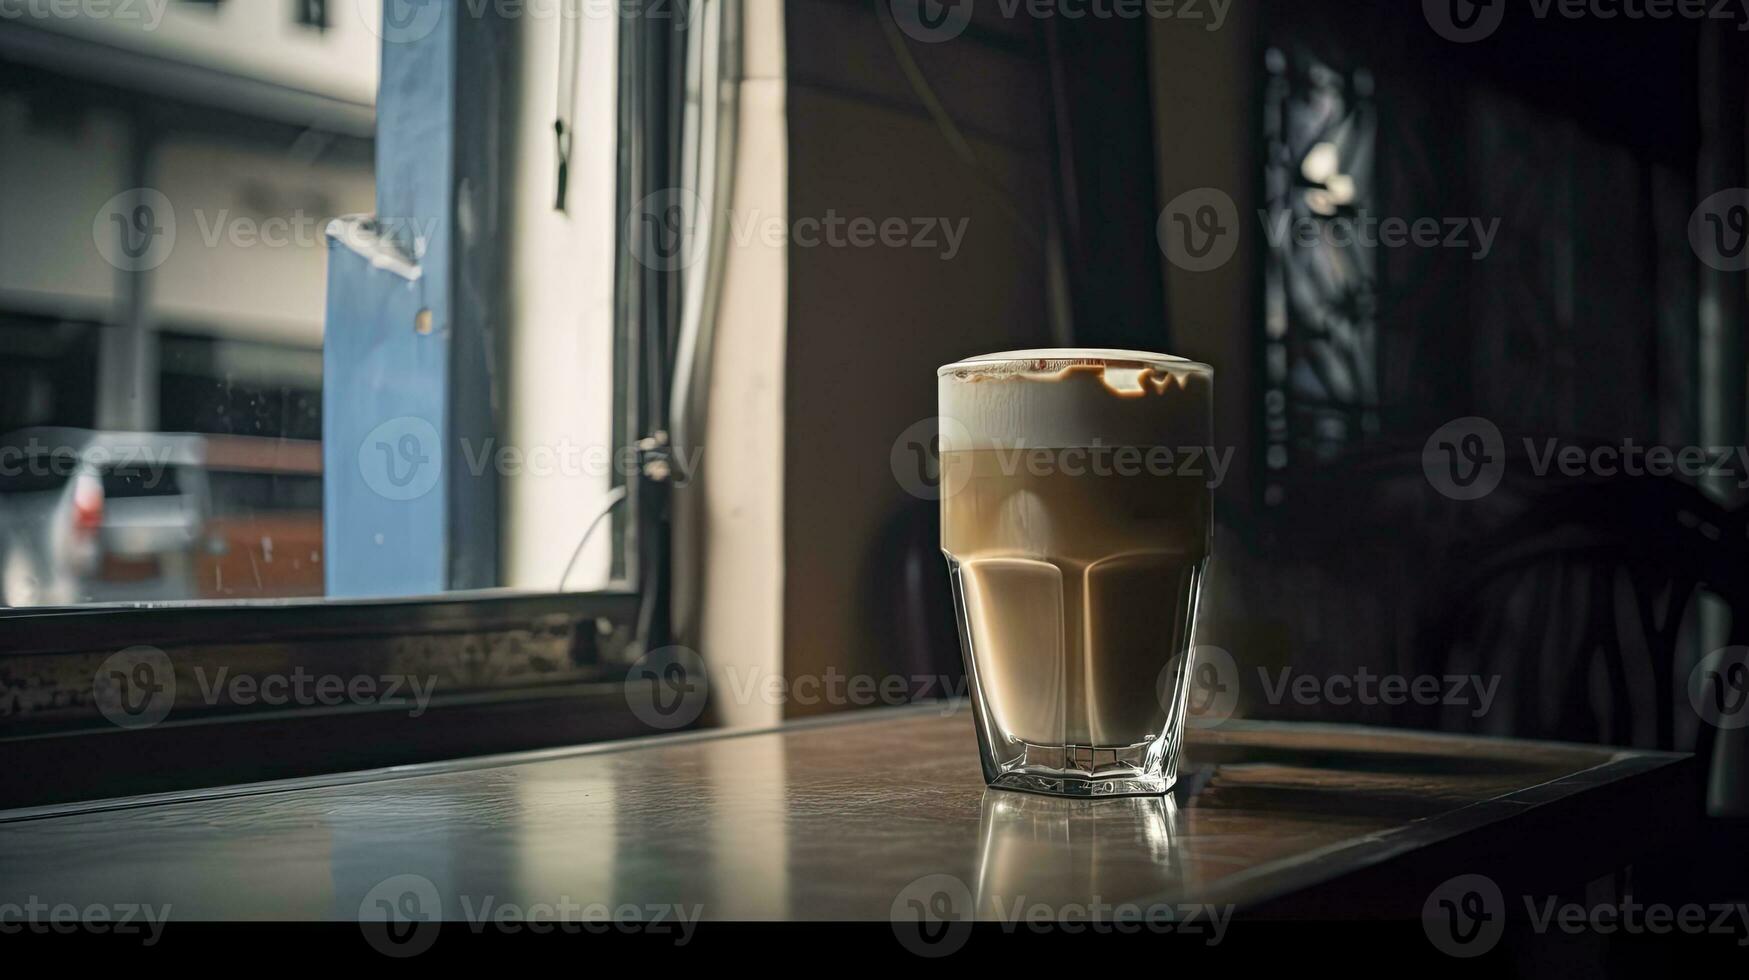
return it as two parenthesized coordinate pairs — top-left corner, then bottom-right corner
(1172, 749), (1693, 914)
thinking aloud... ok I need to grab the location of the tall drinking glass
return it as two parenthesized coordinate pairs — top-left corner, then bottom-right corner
(939, 350), (1213, 796)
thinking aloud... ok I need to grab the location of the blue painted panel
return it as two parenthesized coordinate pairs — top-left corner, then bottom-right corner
(323, 224), (447, 598)
(322, 1), (460, 598)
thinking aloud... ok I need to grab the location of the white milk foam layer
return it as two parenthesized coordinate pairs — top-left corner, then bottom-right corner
(938, 349), (1213, 451)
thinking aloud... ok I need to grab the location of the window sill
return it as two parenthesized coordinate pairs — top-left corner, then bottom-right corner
(0, 589), (694, 809)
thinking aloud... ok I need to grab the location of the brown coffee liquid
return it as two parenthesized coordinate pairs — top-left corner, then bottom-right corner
(941, 448), (1210, 747)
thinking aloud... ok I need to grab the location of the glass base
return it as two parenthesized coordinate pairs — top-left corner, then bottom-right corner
(988, 770), (1173, 798)
(983, 740), (1175, 798)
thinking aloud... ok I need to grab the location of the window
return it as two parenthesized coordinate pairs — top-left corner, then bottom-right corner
(1260, 44), (1380, 508)
(0, 0), (730, 805)
(295, 0), (328, 31)
(0, 1), (692, 608)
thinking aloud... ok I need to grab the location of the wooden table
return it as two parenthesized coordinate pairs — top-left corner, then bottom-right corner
(0, 705), (1694, 931)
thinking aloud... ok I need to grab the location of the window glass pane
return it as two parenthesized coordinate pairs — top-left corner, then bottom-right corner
(0, 3), (630, 607)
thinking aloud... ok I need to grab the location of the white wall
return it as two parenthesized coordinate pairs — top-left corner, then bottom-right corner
(0, 94), (127, 320)
(688, 0), (789, 727)
(500, 3), (621, 591)
(149, 136), (374, 346)
(0, 99), (374, 347)
(7, 0), (380, 108)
